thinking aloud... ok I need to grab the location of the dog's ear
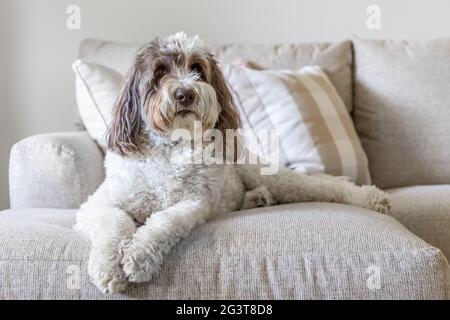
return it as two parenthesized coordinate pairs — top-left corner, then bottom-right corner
(209, 56), (241, 161)
(107, 66), (145, 156)
(210, 57), (241, 133)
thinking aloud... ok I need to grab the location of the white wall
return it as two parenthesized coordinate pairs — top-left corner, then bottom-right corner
(2, 0), (450, 209)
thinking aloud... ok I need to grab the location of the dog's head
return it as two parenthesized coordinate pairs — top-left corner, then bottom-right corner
(107, 32), (240, 156)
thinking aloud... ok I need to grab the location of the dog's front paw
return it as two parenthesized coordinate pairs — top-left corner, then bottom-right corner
(361, 186), (392, 214)
(121, 240), (163, 283)
(88, 251), (128, 294)
(241, 186), (276, 210)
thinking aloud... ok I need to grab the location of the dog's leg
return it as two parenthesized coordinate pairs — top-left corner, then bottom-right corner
(236, 165), (391, 213)
(121, 198), (211, 283)
(75, 198), (136, 294)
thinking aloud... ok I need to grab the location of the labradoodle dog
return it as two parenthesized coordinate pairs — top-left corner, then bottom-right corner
(75, 32), (391, 294)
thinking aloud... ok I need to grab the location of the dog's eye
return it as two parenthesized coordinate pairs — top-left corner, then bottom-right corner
(190, 63), (205, 80)
(154, 65), (168, 79)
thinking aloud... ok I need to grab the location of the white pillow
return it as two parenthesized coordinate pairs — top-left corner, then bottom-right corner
(72, 59), (123, 149)
(222, 64), (371, 185)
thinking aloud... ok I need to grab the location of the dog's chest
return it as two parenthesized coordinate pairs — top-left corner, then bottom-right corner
(111, 155), (223, 221)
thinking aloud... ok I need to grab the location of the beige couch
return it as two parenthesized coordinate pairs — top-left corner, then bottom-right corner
(2, 38), (450, 299)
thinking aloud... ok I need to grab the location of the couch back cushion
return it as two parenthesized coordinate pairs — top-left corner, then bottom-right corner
(79, 39), (353, 111)
(354, 38), (450, 189)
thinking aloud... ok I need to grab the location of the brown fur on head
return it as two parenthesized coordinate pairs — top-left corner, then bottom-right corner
(107, 32), (240, 156)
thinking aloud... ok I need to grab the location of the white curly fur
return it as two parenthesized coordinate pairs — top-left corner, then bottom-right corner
(75, 138), (391, 293)
(74, 33), (392, 294)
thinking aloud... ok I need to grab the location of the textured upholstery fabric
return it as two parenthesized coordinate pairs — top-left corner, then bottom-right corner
(223, 65), (370, 185)
(388, 185), (450, 261)
(353, 38), (450, 189)
(9, 132), (105, 209)
(79, 39), (353, 111)
(0, 204), (448, 299)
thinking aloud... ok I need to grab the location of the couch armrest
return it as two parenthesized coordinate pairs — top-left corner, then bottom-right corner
(9, 131), (105, 209)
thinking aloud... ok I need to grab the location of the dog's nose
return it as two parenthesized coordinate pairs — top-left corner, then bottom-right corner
(174, 88), (195, 107)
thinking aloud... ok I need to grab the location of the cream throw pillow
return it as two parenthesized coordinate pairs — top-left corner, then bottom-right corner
(72, 59), (123, 149)
(222, 65), (371, 185)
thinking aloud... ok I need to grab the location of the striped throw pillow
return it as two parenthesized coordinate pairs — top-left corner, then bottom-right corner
(222, 65), (371, 185)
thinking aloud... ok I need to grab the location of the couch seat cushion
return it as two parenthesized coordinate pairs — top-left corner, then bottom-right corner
(388, 185), (450, 261)
(0, 204), (448, 299)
